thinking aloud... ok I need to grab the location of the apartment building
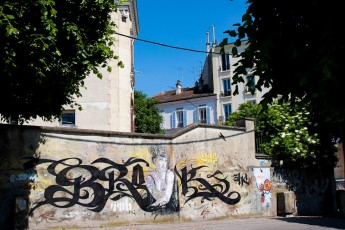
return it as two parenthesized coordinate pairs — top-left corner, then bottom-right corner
(153, 80), (217, 133)
(26, 0), (139, 132)
(210, 41), (269, 122)
(154, 35), (269, 132)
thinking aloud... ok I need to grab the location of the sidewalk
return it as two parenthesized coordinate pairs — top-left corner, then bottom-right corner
(104, 216), (345, 230)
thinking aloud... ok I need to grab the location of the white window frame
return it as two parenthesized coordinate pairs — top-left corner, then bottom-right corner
(221, 53), (230, 71)
(222, 78), (231, 96)
(223, 104), (232, 121)
(176, 110), (184, 128)
(245, 75), (255, 93)
(198, 107), (207, 123)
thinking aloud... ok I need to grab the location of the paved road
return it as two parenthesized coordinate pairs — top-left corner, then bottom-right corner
(107, 216), (345, 230)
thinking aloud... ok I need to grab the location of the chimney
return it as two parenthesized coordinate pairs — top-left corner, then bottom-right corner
(176, 80), (182, 95)
(212, 25), (216, 47)
(206, 31), (211, 53)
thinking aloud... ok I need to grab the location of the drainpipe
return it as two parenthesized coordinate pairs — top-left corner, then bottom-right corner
(217, 54), (224, 123)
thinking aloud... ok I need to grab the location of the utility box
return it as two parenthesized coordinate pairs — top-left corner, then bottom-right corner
(277, 192), (295, 216)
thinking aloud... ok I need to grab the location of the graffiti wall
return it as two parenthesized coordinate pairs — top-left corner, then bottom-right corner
(0, 120), (334, 229)
(271, 167), (333, 215)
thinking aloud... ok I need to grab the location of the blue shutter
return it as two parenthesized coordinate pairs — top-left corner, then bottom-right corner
(183, 110), (187, 127)
(193, 109), (198, 123)
(206, 107), (211, 124)
(171, 112), (176, 128)
(159, 111), (164, 129)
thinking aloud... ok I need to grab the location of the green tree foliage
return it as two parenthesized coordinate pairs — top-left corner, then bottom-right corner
(224, 102), (263, 131)
(134, 90), (163, 134)
(0, 0), (122, 123)
(224, 1), (345, 122)
(223, 0), (343, 167)
(225, 101), (336, 168)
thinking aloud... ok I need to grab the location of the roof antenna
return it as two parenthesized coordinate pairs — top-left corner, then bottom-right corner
(174, 67), (184, 86)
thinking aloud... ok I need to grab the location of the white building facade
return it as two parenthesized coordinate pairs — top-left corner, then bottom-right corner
(25, 0), (139, 132)
(154, 39), (270, 132)
(211, 42), (270, 122)
(154, 85), (217, 133)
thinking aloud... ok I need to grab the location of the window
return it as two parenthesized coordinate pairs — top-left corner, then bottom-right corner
(224, 104), (232, 121)
(221, 53), (230, 71)
(222, 78), (231, 96)
(198, 107), (207, 123)
(61, 110), (75, 126)
(119, 6), (130, 22)
(246, 75), (255, 92)
(172, 109), (186, 128)
(176, 110), (184, 128)
(247, 100), (256, 104)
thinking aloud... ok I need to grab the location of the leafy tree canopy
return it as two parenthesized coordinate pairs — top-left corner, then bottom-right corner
(222, 0), (344, 169)
(0, 0), (123, 123)
(223, 0), (345, 136)
(225, 102), (263, 131)
(225, 101), (336, 168)
(134, 90), (163, 134)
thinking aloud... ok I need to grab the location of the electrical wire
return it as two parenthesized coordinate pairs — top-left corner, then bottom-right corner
(114, 32), (222, 55)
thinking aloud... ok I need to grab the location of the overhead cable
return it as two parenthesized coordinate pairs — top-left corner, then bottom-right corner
(114, 32), (221, 55)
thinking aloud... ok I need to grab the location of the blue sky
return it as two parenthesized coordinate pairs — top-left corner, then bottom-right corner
(134, 0), (248, 97)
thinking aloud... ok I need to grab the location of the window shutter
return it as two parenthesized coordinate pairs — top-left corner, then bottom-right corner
(206, 107), (211, 124)
(159, 111), (164, 129)
(193, 109), (198, 123)
(171, 112), (176, 128)
(183, 110), (187, 127)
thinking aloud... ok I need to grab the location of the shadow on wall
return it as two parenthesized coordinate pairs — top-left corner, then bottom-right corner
(0, 125), (45, 229)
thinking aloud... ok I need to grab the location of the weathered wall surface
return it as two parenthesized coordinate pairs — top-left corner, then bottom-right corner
(0, 120), (334, 229)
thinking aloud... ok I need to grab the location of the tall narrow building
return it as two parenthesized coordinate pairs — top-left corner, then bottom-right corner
(26, 0), (139, 132)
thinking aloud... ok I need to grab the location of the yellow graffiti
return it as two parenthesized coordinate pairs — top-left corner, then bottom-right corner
(196, 152), (218, 165)
(128, 148), (152, 174)
(129, 149), (151, 162)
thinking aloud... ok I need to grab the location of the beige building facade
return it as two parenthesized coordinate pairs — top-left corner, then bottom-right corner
(26, 0), (139, 132)
(209, 41), (270, 123)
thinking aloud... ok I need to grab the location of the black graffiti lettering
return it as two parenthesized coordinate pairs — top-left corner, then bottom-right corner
(108, 171), (115, 192)
(179, 166), (189, 196)
(272, 168), (329, 195)
(28, 157), (242, 214)
(94, 158), (154, 211)
(29, 157), (153, 214)
(132, 164), (145, 186)
(175, 166), (241, 205)
(233, 172), (249, 186)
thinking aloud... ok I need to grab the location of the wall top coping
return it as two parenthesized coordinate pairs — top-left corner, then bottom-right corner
(0, 122), (249, 140)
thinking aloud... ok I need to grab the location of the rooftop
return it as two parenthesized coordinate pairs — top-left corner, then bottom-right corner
(152, 87), (216, 104)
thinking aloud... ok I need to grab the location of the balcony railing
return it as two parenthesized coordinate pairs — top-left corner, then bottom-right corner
(255, 132), (264, 153)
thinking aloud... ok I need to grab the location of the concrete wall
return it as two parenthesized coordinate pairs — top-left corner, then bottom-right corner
(0, 120), (334, 229)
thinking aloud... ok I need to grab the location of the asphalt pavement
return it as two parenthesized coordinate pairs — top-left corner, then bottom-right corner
(104, 216), (345, 230)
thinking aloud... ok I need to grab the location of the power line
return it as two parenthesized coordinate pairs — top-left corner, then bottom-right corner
(114, 32), (221, 55)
